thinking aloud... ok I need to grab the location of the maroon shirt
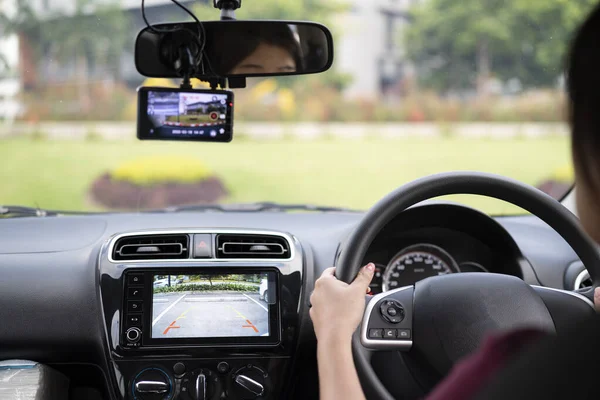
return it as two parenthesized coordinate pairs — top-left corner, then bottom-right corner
(426, 328), (545, 400)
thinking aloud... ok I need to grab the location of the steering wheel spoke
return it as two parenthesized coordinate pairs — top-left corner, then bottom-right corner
(335, 172), (600, 398)
(360, 286), (414, 351)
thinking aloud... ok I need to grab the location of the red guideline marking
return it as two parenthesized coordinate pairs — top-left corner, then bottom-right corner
(242, 319), (259, 333)
(163, 320), (180, 335)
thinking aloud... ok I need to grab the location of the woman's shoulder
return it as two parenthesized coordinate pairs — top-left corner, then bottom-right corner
(426, 327), (546, 400)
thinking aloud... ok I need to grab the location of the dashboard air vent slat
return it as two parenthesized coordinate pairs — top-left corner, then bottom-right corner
(575, 270), (593, 290)
(113, 235), (190, 260)
(216, 234), (290, 259)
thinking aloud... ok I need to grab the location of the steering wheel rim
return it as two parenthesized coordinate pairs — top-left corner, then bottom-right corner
(335, 171), (600, 400)
(336, 171), (600, 285)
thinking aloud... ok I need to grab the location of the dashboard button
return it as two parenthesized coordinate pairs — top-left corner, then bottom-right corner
(193, 234), (213, 258)
(173, 362), (186, 376)
(127, 301), (143, 313)
(368, 329), (384, 339)
(127, 274), (144, 286)
(380, 300), (405, 324)
(127, 287), (143, 299)
(398, 329), (411, 339)
(125, 327), (142, 343)
(126, 314), (142, 327)
(217, 361), (230, 374)
(384, 329), (397, 339)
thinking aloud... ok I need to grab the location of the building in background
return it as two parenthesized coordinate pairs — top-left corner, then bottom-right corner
(1, 0), (416, 101)
(335, 0), (417, 100)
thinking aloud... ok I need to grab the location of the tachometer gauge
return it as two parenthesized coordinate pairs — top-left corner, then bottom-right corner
(382, 244), (459, 291)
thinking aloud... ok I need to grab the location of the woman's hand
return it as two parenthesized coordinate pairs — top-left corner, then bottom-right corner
(309, 263), (375, 343)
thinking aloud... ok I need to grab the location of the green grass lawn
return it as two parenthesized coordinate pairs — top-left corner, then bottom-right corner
(0, 136), (571, 215)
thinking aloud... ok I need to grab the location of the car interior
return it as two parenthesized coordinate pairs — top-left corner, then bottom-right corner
(0, 0), (596, 399)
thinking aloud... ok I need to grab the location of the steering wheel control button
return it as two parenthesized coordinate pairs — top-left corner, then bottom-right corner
(217, 362), (229, 374)
(379, 300), (405, 324)
(128, 274), (144, 286)
(127, 287), (143, 299)
(368, 329), (384, 339)
(173, 362), (186, 377)
(384, 329), (397, 339)
(127, 314), (142, 327)
(398, 329), (411, 339)
(193, 234), (213, 258)
(128, 300), (143, 313)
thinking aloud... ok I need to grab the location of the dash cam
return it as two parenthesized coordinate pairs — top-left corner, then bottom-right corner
(137, 87), (234, 142)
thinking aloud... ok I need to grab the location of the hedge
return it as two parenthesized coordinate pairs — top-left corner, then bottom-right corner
(154, 282), (257, 294)
(110, 156), (213, 186)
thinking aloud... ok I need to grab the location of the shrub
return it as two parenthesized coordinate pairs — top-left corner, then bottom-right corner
(90, 155), (228, 209)
(154, 282), (257, 294)
(111, 156), (213, 186)
(536, 163), (573, 200)
(551, 164), (574, 183)
(19, 81), (136, 122)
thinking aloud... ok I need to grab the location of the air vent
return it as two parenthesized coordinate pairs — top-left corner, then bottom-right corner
(574, 270), (592, 290)
(216, 234), (290, 259)
(112, 234), (190, 261)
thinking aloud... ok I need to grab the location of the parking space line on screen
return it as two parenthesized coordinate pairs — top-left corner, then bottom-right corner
(243, 294), (268, 312)
(227, 305), (247, 320)
(152, 294), (186, 327)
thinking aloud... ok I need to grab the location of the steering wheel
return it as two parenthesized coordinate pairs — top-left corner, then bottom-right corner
(335, 172), (600, 400)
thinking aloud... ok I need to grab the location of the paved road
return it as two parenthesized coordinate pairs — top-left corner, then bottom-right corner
(152, 292), (269, 338)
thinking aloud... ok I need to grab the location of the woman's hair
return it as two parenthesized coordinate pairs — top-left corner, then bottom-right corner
(568, 3), (600, 196)
(207, 23), (304, 75)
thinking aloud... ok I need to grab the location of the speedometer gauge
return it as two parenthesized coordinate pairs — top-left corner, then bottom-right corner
(382, 244), (459, 291)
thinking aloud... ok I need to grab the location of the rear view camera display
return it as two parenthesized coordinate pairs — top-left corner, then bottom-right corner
(137, 87), (233, 142)
(151, 273), (271, 339)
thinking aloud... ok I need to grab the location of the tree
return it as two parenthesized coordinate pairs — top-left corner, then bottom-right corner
(42, 0), (129, 109)
(0, 0), (128, 100)
(193, 0), (346, 24)
(404, 0), (597, 94)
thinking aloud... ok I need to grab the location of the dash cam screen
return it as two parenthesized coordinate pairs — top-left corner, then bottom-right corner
(151, 273), (272, 339)
(138, 88), (233, 142)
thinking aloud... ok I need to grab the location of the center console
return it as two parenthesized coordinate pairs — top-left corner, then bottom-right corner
(98, 230), (304, 400)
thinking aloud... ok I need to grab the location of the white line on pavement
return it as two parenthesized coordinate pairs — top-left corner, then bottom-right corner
(152, 294), (186, 327)
(243, 294), (268, 312)
(184, 296), (246, 302)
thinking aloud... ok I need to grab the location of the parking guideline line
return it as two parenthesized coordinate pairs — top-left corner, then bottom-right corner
(152, 294), (186, 327)
(242, 294), (268, 312)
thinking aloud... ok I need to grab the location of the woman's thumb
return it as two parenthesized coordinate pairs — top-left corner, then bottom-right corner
(351, 263), (375, 291)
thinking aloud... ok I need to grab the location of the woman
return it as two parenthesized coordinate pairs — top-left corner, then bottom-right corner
(207, 23), (303, 75)
(309, 3), (600, 399)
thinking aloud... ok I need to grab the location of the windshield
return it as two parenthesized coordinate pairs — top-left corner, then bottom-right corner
(0, 0), (589, 215)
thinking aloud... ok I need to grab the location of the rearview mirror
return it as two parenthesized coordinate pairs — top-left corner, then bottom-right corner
(135, 20), (334, 80)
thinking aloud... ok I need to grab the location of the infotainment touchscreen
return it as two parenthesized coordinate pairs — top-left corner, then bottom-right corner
(151, 272), (275, 339)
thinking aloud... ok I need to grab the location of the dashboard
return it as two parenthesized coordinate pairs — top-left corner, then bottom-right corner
(359, 204), (527, 294)
(0, 202), (586, 399)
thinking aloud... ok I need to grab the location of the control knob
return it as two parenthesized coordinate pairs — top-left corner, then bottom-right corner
(126, 327), (142, 343)
(229, 365), (270, 399)
(132, 368), (172, 400)
(180, 369), (222, 400)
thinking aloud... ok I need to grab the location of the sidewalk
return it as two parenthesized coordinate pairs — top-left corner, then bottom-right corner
(0, 121), (568, 140)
